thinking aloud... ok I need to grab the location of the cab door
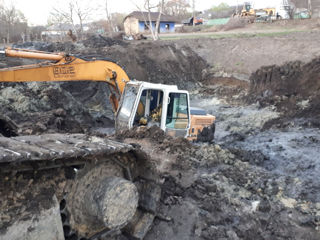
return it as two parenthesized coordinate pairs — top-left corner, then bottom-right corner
(132, 88), (164, 128)
(163, 91), (190, 138)
(115, 83), (141, 131)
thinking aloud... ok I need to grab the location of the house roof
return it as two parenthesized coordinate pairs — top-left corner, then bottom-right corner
(125, 11), (177, 22)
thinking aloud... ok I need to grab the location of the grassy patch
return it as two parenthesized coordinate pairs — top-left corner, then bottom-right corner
(158, 29), (307, 41)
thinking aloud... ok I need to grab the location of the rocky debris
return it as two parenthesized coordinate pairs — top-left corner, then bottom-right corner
(0, 82), (114, 135)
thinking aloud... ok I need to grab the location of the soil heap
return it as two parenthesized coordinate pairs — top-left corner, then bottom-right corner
(249, 57), (320, 128)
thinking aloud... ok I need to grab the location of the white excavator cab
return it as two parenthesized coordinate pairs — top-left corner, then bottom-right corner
(116, 81), (190, 138)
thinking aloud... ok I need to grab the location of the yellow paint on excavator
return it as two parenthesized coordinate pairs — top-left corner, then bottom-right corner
(0, 48), (130, 112)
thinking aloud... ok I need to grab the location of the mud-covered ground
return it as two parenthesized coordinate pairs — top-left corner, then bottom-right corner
(119, 126), (320, 240)
(1, 31), (320, 239)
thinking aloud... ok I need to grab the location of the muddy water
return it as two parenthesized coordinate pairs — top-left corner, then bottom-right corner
(233, 128), (320, 202)
(193, 96), (320, 203)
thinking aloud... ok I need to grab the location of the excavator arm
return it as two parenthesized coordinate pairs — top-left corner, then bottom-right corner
(0, 47), (130, 112)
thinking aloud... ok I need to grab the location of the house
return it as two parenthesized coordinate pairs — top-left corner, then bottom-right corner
(124, 11), (177, 35)
(41, 23), (73, 41)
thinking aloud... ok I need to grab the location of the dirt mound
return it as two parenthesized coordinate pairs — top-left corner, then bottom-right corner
(249, 57), (320, 127)
(117, 126), (192, 156)
(78, 41), (208, 90)
(117, 126), (168, 142)
(13, 41), (76, 53)
(81, 35), (127, 48)
(0, 82), (112, 135)
(200, 77), (249, 104)
(223, 17), (250, 31)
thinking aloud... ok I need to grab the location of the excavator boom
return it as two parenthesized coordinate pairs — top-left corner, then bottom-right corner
(0, 47), (130, 112)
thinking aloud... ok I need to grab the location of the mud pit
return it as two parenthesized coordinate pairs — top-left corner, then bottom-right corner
(118, 127), (320, 240)
(1, 31), (320, 239)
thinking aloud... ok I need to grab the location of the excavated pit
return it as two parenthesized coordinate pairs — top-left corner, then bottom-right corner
(1, 33), (320, 240)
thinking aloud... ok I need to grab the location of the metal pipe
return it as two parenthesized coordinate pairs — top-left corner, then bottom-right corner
(4, 48), (65, 61)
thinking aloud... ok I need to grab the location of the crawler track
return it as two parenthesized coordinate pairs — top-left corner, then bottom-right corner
(0, 134), (161, 240)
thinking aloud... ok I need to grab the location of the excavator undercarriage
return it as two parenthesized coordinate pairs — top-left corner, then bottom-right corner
(0, 134), (162, 240)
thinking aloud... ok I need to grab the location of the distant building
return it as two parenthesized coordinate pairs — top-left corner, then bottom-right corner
(124, 11), (177, 35)
(41, 24), (73, 41)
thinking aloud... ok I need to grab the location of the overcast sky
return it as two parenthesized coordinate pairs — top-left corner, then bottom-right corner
(8, 0), (283, 26)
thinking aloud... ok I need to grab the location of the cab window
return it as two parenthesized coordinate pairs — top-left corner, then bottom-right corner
(134, 89), (163, 127)
(166, 93), (189, 129)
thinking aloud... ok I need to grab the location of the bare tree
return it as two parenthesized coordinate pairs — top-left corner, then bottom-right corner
(0, 3), (27, 43)
(162, 0), (190, 17)
(105, 0), (115, 32)
(49, 0), (94, 40)
(74, 1), (94, 38)
(131, 0), (165, 40)
(308, 0), (312, 17)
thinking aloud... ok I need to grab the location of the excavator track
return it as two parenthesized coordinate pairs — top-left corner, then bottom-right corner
(0, 134), (162, 240)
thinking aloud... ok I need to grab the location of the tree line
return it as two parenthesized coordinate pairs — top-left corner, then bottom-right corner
(0, 0), (196, 43)
(0, 2), (27, 43)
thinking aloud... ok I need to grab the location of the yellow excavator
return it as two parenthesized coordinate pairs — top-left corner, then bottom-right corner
(0, 47), (216, 240)
(0, 47), (215, 141)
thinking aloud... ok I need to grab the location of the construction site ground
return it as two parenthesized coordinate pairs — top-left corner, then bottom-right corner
(1, 20), (320, 239)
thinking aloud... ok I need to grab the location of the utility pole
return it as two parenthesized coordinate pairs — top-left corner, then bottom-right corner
(308, 0), (312, 17)
(236, 0), (239, 14)
(192, 0), (195, 28)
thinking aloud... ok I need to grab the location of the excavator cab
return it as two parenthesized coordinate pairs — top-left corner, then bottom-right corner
(116, 81), (190, 138)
